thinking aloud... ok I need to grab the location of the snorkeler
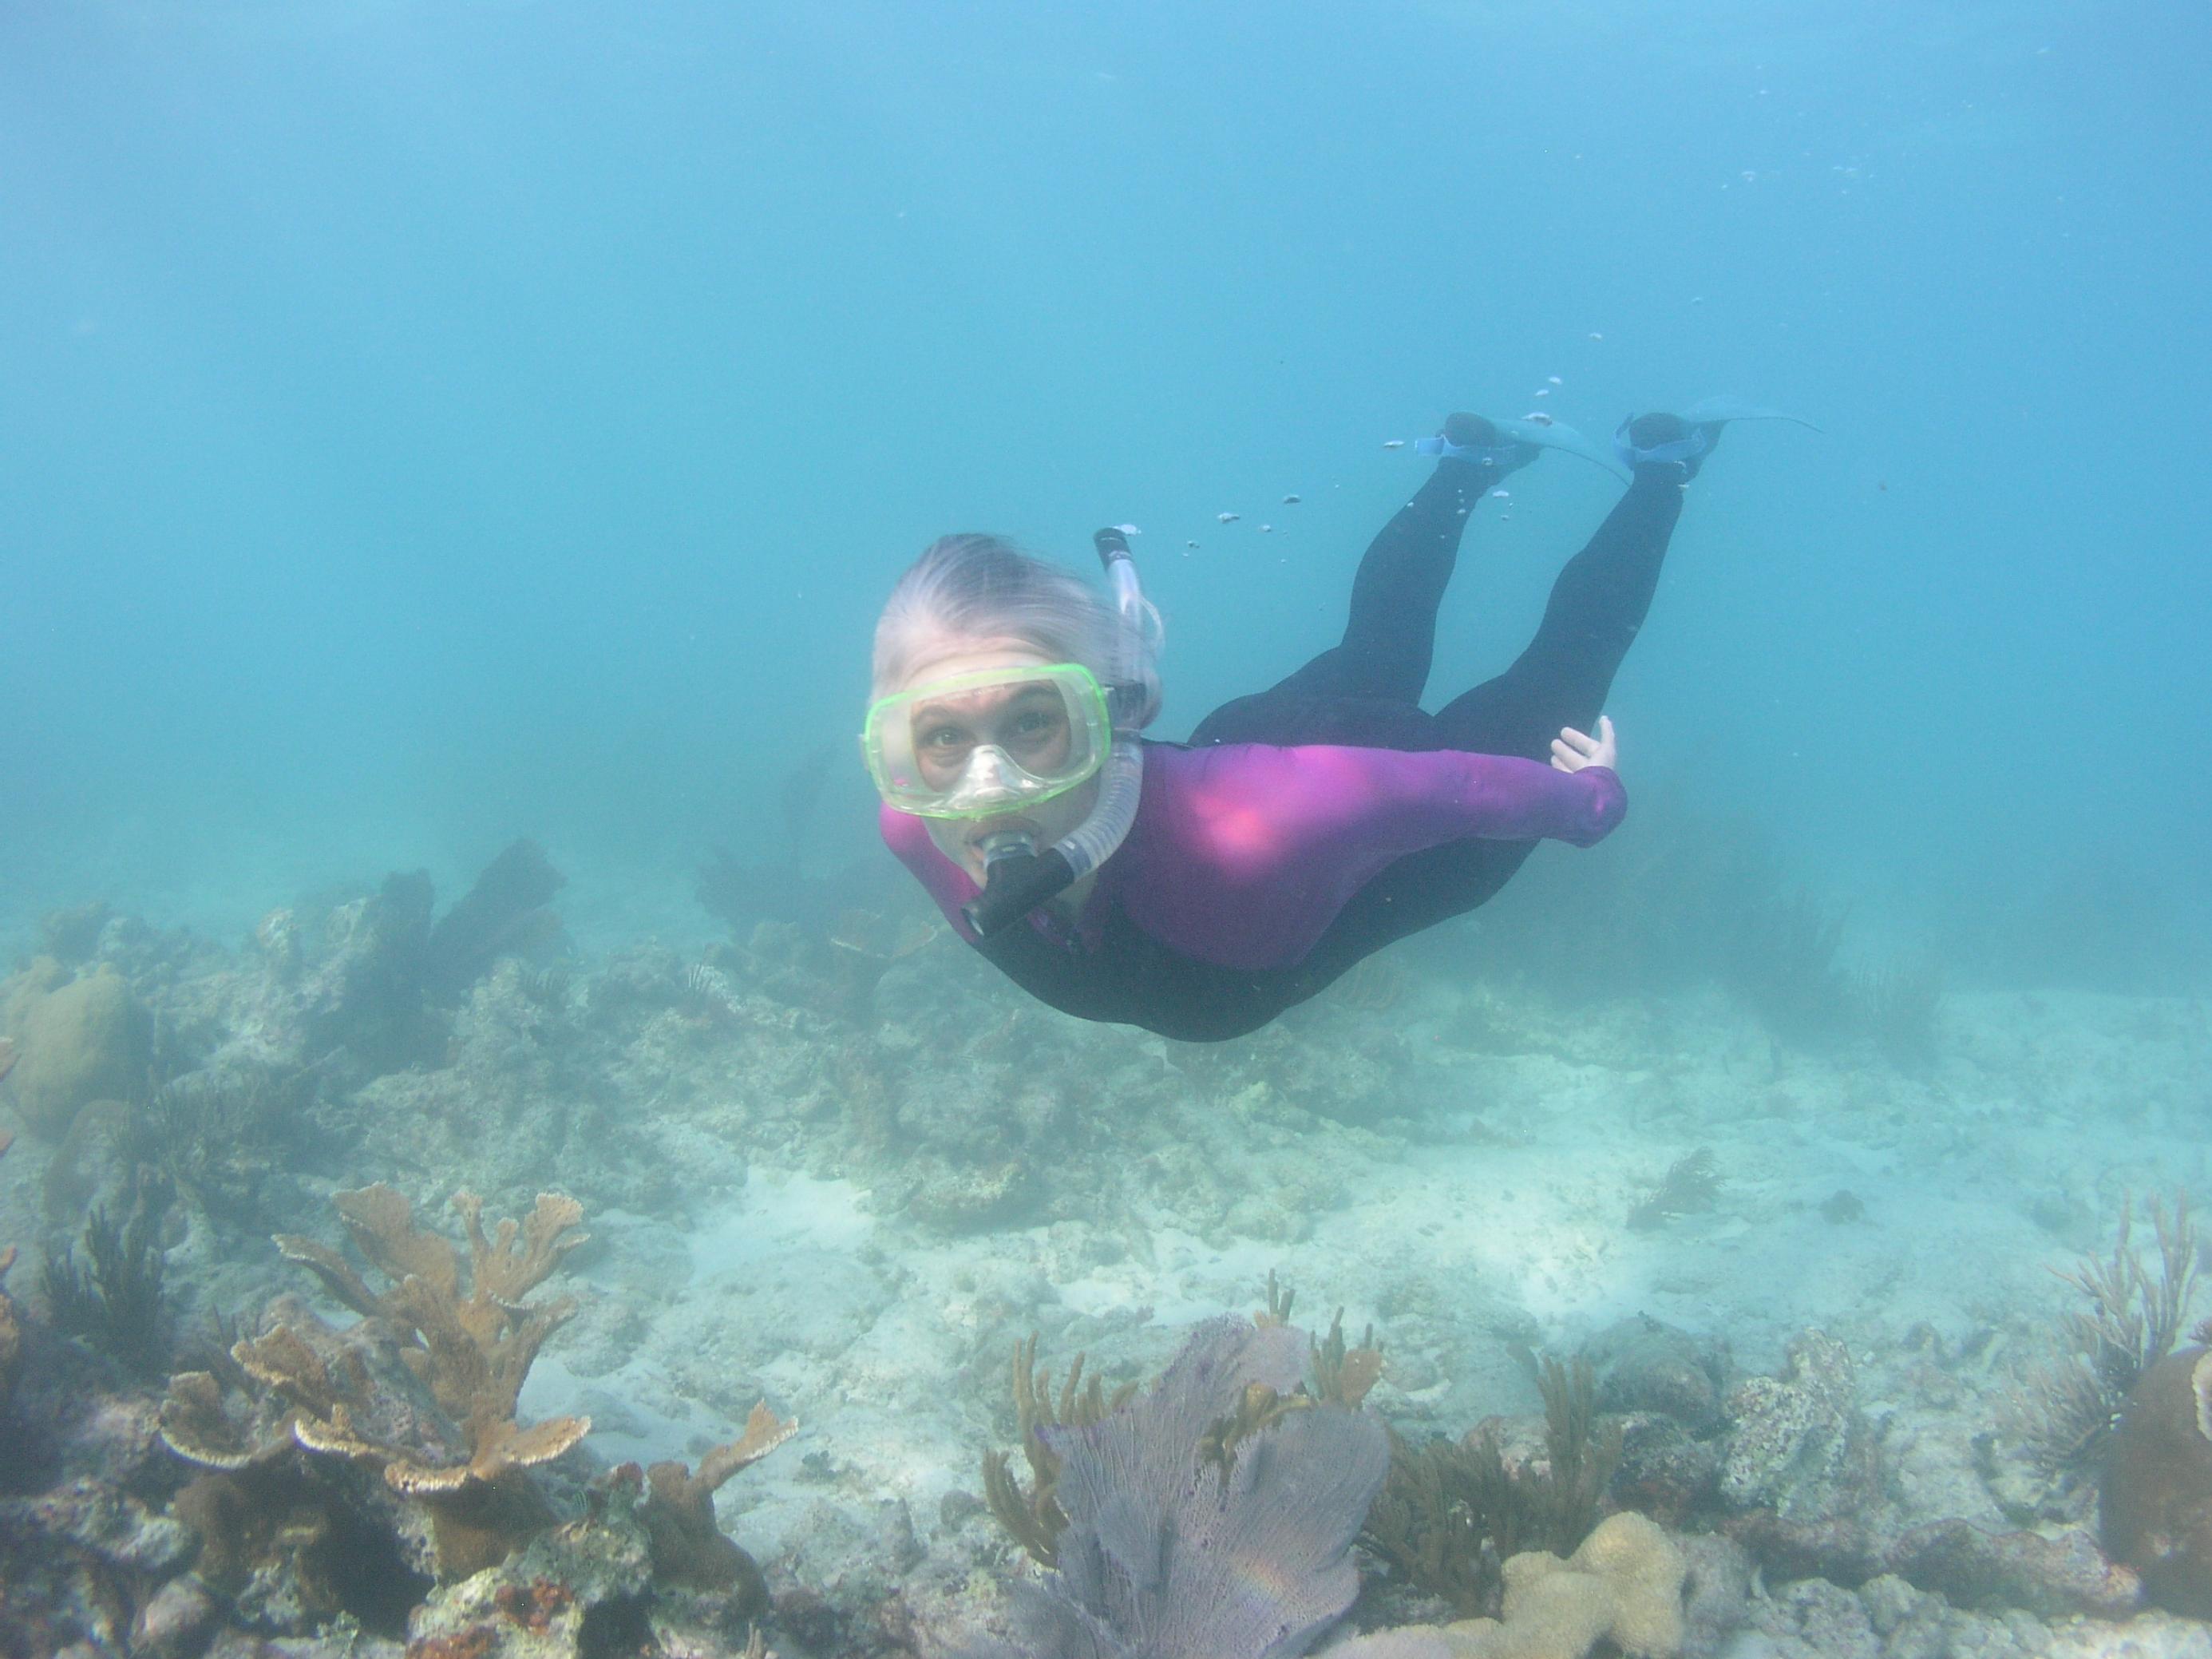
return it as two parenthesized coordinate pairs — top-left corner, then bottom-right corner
(863, 406), (1791, 1041)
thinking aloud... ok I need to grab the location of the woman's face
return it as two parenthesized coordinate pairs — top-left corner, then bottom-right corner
(894, 635), (1102, 883)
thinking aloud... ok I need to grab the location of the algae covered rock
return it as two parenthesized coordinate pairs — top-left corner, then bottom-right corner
(2, 960), (151, 1137)
(1585, 1315), (1730, 1435)
(406, 1495), (652, 1659)
(1719, 1329), (1878, 1522)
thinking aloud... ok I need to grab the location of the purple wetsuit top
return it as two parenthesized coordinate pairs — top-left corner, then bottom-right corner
(880, 741), (1624, 976)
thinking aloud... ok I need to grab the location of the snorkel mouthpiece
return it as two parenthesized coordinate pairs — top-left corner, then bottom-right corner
(961, 830), (1078, 939)
(962, 527), (1153, 940)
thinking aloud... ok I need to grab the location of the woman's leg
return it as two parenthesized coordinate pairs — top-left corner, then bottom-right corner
(1430, 464), (1685, 762)
(1300, 427), (1706, 980)
(1189, 434), (1514, 746)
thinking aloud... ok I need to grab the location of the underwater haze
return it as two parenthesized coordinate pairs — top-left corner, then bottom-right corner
(14, 6), (2212, 1656)
(6, 0), (2208, 971)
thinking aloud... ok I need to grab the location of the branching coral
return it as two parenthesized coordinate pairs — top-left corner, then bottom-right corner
(159, 1301), (441, 1632)
(638, 1398), (797, 1611)
(2009, 1191), (2197, 1488)
(981, 1332), (1137, 1567)
(268, 1184), (592, 1578)
(148, 1063), (307, 1221)
(1363, 1357), (1622, 1617)
(1312, 1309), (1387, 1409)
(41, 1186), (171, 1378)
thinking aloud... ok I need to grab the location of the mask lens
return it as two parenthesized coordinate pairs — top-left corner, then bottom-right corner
(865, 665), (1108, 817)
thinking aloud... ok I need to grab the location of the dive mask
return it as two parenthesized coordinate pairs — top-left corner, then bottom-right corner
(862, 662), (1112, 819)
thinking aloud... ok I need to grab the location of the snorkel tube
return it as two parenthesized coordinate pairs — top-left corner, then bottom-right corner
(962, 527), (1152, 938)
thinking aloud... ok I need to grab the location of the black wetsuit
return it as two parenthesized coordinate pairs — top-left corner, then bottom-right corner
(969, 459), (1686, 1041)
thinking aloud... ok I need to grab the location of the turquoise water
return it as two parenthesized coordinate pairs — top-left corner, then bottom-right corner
(4, 1), (2206, 982)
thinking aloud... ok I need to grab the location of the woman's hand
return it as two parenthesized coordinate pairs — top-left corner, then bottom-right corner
(1550, 715), (1617, 774)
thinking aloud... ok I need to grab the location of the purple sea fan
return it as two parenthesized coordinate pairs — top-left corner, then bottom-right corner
(976, 1316), (1390, 1659)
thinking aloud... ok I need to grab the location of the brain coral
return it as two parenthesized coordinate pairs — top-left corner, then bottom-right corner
(2, 960), (151, 1138)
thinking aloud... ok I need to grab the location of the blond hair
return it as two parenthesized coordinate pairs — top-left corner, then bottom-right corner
(871, 533), (1161, 723)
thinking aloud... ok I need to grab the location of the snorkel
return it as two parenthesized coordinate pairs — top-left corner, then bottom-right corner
(962, 527), (1153, 938)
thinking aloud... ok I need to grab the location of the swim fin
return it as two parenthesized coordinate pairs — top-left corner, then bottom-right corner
(1416, 415), (1632, 482)
(1676, 396), (1822, 432)
(1614, 398), (1819, 478)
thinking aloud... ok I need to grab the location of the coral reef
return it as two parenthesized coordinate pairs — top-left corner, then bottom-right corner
(636, 1398), (797, 1606)
(405, 1485), (652, 1659)
(1718, 1329), (1878, 1522)
(1883, 1516), (2143, 1620)
(2099, 1342), (2212, 1614)
(825, 909), (940, 1025)
(981, 1332), (1138, 1566)
(0, 959), (152, 1138)
(159, 1305), (439, 1631)
(291, 869), (442, 1068)
(2, 869), (2203, 1657)
(37, 901), (115, 968)
(264, 841), (568, 1078)
(1462, 1510), (1688, 1659)
(2011, 1191), (2197, 1491)
(971, 1315), (1389, 1659)
(1586, 1317), (1729, 1436)
(269, 1184), (592, 1578)
(147, 1062), (308, 1224)
(0, 1476), (200, 1653)
(1719, 1507), (2146, 1621)
(40, 1183), (171, 1379)
(1585, 1318), (1729, 1528)
(1362, 1357), (1621, 1617)
(421, 838), (568, 1004)
(1324, 1512), (1688, 1659)
(0, 1128), (18, 1410)
(409, 1439), (797, 1659)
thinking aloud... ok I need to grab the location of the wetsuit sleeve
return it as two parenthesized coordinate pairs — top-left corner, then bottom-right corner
(1122, 744), (1624, 968)
(879, 805), (985, 942)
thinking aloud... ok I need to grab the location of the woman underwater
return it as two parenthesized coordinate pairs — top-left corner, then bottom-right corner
(863, 407), (1762, 1042)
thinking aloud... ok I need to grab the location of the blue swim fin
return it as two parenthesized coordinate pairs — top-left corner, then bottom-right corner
(1615, 398), (1819, 477)
(1416, 416), (1632, 482)
(1676, 396), (1822, 432)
